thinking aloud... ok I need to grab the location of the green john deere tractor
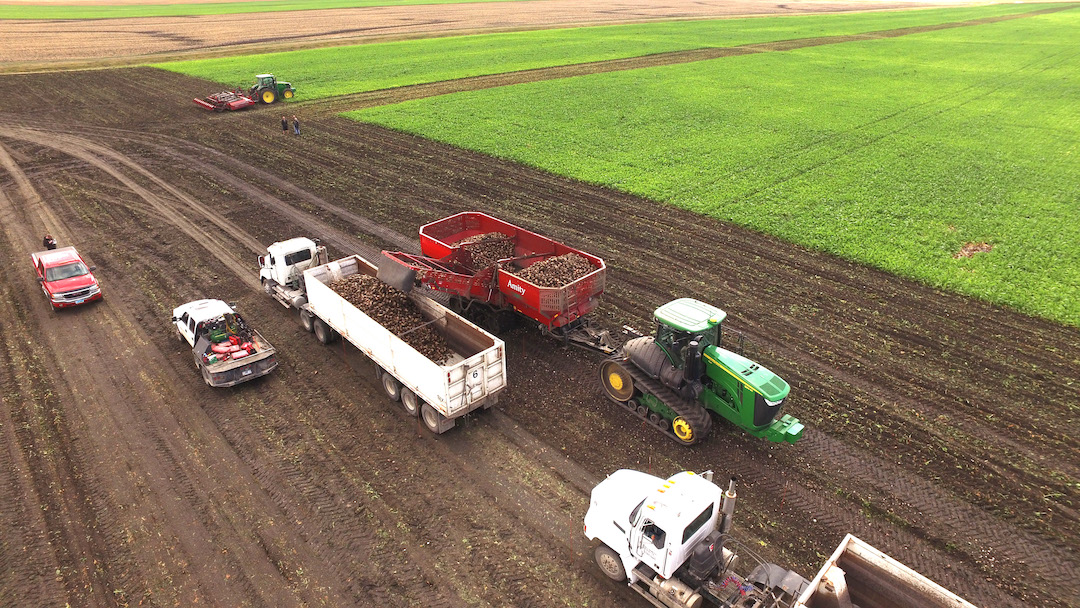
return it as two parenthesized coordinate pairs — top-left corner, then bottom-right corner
(248, 74), (295, 104)
(599, 298), (803, 446)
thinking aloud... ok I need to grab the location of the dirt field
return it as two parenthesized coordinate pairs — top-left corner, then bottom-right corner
(0, 0), (981, 69)
(1, 2), (1079, 608)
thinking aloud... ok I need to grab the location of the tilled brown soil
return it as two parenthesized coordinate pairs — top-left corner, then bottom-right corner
(0, 0), (976, 70)
(1, 6), (1079, 608)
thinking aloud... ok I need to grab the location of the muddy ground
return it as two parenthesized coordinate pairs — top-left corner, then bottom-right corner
(1, 3), (1079, 608)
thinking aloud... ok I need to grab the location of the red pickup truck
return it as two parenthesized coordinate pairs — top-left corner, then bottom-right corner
(31, 247), (103, 310)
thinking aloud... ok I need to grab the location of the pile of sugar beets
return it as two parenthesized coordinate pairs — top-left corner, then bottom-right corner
(328, 274), (456, 362)
(328, 232), (595, 361)
(458, 232), (595, 287)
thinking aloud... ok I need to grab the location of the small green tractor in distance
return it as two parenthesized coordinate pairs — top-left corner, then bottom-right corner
(248, 74), (295, 104)
(600, 298), (803, 446)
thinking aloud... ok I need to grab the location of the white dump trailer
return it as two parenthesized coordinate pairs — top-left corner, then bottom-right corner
(301, 254), (506, 433)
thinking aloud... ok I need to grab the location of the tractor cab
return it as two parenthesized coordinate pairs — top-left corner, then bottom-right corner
(653, 298), (726, 368)
(254, 74), (275, 88)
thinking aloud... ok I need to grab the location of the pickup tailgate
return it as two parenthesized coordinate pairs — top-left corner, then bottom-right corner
(196, 332), (278, 387)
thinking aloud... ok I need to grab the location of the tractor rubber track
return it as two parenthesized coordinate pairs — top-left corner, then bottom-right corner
(604, 356), (714, 445)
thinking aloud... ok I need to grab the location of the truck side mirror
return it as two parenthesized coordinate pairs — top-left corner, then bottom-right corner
(171, 316), (179, 322)
(89, 266), (97, 271)
(38, 277), (45, 283)
(258, 255), (265, 267)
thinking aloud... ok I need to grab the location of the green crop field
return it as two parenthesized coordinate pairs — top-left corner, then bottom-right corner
(0, 0), (515, 20)
(156, 4), (1041, 101)
(346, 9), (1080, 325)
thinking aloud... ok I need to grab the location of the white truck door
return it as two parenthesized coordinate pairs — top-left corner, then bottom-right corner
(175, 312), (196, 346)
(631, 519), (668, 575)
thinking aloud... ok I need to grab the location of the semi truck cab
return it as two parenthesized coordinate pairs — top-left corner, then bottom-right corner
(259, 237), (325, 288)
(584, 470), (725, 582)
(259, 237), (328, 309)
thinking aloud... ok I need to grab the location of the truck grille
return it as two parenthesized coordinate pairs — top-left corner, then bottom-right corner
(60, 288), (93, 300)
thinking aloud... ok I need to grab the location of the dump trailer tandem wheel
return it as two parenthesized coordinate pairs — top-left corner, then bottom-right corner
(599, 357), (712, 445)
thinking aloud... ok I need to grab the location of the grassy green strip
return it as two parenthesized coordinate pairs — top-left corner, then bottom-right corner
(155, 4), (1045, 100)
(349, 10), (1080, 325)
(0, 0), (516, 21)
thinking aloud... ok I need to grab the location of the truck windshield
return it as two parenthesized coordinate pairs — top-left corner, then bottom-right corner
(45, 262), (89, 282)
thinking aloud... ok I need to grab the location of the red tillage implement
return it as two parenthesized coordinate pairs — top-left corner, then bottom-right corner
(380, 212), (614, 351)
(193, 90), (256, 111)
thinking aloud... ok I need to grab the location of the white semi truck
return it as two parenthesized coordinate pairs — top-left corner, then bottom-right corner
(259, 238), (506, 433)
(585, 469), (976, 608)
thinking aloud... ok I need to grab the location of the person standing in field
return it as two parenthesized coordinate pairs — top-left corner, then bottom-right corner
(281, 115), (289, 135)
(292, 115), (301, 136)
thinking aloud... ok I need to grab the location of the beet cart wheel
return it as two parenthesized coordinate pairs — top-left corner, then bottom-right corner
(599, 359), (634, 402)
(381, 373), (402, 402)
(313, 318), (338, 344)
(299, 308), (315, 332)
(400, 388), (420, 417)
(594, 545), (626, 582)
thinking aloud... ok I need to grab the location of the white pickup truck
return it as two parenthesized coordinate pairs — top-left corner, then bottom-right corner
(172, 299), (278, 387)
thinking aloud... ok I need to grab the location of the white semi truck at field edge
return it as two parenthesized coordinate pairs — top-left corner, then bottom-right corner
(585, 469), (976, 608)
(258, 238), (506, 433)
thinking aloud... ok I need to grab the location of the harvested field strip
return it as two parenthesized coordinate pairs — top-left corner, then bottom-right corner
(154, 3), (1050, 100)
(0, 0), (517, 20)
(351, 7), (1080, 326)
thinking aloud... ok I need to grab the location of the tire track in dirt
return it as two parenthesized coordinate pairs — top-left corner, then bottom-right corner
(6, 117), (416, 257)
(5, 121), (637, 607)
(0, 217), (82, 607)
(0, 136), (358, 607)
(7, 127), (261, 291)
